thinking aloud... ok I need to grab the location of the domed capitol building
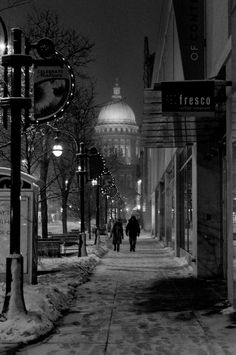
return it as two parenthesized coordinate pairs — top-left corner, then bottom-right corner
(95, 80), (140, 215)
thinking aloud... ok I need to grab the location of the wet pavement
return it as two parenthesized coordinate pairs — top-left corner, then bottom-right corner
(12, 236), (236, 354)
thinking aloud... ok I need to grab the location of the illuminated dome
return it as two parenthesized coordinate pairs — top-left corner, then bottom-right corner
(97, 82), (136, 125)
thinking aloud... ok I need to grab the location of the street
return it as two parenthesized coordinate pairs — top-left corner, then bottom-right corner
(14, 235), (235, 355)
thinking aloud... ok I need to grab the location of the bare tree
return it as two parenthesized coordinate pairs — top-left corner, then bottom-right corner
(0, 7), (97, 238)
(25, 8), (94, 78)
(46, 83), (97, 234)
(24, 8), (96, 237)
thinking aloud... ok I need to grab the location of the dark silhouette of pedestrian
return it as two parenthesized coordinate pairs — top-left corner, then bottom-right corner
(126, 215), (140, 252)
(110, 219), (123, 252)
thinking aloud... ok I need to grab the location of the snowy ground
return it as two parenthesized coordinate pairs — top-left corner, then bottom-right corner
(0, 223), (235, 353)
(0, 238), (108, 346)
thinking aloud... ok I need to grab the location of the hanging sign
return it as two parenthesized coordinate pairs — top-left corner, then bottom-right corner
(161, 81), (215, 113)
(108, 185), (118, 198)
(33, 54), (75, 123)
(173, 0), (205, 79)
(101, 172), (114, 193)
(88, 148), (105, 180)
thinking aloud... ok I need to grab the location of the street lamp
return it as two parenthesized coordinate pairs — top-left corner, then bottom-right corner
(86, 147), (106, 244)
(100, 168), (115, 231)
(77, 142), (87, 256)
(0, 19), (75, 319)
(51, 131), (87, 257)
(0, 26), (32, 318)
(0, 16), (8, 129)
(92, 178), (100, 244)
(52, 136), (63, 157)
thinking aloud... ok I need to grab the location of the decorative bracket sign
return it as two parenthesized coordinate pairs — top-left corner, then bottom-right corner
(100, 172), (114, 194)
(33, 39), (75, 123)
(108, 185), (118, 198)
(87, 147), (105, 181)
(33, 56), (75, 123)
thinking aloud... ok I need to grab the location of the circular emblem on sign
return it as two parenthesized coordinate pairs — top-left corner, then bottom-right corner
(36, 38), (55, 58)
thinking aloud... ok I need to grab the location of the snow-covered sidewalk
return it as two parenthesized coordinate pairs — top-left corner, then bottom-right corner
(8, 237), (236, 355)
(0, 240), (108, 349)
(0, 234), (235, 354)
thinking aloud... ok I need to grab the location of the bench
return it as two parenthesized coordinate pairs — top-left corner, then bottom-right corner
(37, 239), (61, 257)
(49, 233), (82, 256)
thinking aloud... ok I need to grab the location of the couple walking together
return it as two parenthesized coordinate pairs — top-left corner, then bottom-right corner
(110, 215), (140, 252)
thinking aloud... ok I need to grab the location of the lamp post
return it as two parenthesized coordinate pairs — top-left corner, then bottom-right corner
(92, 178), (100, 244)
(0, 16), (8, 128)
(53, 140), (105, 253)
(51, 132), (87, 257)
(77, 142), (87, 256)
(87, 147), (106, 244)
(100, 168), (114, 232)
(0, 27), (32, 318)
(104, 193), (108, 229)
(0, 20), (75, 318)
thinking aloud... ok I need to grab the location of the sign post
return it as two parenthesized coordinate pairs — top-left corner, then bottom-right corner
(0, 26), (75, 319)
(0, 28), (32, 318)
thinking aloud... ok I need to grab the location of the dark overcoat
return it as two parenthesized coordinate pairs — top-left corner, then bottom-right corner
(126, 217), (140, 241)
(111, 221), (123, 245)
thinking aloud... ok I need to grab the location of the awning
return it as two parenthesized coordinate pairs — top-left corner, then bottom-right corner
(141, 82), (226, 148)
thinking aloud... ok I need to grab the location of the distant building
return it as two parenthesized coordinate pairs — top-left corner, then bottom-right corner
(95, 80), (140, 217)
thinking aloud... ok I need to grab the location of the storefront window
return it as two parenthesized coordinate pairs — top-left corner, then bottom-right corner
(171, 181), (176, 247)
(232, 142), (236, 238)
(166, 163), (175, 248)
(179, 149), (193, 254)
(159, 181), (165, 240)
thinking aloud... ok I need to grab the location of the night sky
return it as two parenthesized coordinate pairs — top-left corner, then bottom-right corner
(3, 0), (162, 122)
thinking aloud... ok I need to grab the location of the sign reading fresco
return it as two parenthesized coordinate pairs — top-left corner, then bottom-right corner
(173, 0), (205, 79)
(161, 81), (215, 113)
(141, 85), (224, 148)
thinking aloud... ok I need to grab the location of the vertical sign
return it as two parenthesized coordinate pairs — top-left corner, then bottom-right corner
(173, 0), (205, 79)
(33, 57), (75, 123)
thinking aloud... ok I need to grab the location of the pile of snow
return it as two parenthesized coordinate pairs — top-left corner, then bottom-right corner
(0, 242), (108, 345)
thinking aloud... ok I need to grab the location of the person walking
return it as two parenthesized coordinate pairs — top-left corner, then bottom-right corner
(126, 215), (140, 252)
(110, 219), (124, 252)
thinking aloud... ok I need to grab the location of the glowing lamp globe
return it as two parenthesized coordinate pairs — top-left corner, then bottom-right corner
(52, 143), (63, 157)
